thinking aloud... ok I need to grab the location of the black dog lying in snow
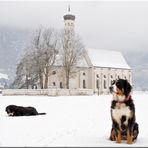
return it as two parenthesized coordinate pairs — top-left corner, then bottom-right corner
(6, 105), (46, 116)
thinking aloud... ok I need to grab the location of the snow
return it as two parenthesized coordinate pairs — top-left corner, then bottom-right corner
(0, 73), (8, 79)
(87, 48), (131, 69)
(0, 92), (147, 146)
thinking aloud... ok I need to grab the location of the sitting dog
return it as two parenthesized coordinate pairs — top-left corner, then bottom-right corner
(109, 79), (139, 144)
(6, 105), (46, 116)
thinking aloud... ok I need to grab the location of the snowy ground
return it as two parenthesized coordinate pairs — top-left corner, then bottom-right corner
(0, 92), (147, 147)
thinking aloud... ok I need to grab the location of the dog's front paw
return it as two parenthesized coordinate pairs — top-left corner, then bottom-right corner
(116, 132), (121, 143)
(127, 131), (133, 144)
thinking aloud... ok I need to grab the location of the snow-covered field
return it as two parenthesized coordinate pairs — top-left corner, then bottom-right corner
(0, 92), (147, 147)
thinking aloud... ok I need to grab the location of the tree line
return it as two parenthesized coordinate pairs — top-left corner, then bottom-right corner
(12, 27), (85, 89)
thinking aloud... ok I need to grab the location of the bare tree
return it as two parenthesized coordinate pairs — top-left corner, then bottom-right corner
(13, 27), (59, 89)
(60, 29), (85, 89)
(30, 27), (44, 88)
(13, 51), (33, 89)
(41, 28), (59, 88)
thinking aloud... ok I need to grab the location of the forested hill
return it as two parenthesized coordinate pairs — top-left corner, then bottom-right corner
(0, 26), (31, 82)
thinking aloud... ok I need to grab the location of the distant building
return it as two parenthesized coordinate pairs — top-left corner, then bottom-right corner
(45, 7), (131, 94)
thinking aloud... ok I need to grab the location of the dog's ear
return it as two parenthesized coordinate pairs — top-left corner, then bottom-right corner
(124, 80), (132, 97)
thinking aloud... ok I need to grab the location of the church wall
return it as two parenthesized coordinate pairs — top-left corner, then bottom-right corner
(46, 66), (131, 95)
(93, 67), (132, 95)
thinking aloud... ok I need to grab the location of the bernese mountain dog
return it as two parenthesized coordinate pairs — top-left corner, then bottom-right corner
(109, 79), (139, 144)
(6, 105), (46, 116)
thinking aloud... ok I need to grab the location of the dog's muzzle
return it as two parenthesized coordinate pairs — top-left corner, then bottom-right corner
(8, 112), (14, 116)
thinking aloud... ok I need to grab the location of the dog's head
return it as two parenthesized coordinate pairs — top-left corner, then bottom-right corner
(5, 105), (17, 116)
(109, 79), (132, 102)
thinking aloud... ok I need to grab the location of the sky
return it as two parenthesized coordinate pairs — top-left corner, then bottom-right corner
(0, 0), (148, 52)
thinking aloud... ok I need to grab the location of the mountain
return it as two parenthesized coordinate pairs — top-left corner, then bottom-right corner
(0, 72), (8, 88)
(124, 50), (148, 90)
(0, 26), (31, 84)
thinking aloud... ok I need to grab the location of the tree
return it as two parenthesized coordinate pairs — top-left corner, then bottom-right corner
(12, 51), (33, 89)
(13, 27), (59, 89)
(29, 27), (59, 89)
(60, 29), (85, 89)
(41, 28), (59, 88)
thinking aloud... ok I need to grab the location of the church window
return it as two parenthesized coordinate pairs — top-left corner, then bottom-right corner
(96, 79), (99, 89)
(104, 80), (107, 89)
(104, 75), (106, 78)
(111, 75), (113, 79)
(96, 74), (99, 78)
(83, 72), (86, 76)
(52, 71), (56, 75)
(83, 80), (86, 88)
(60, 82), (63, 88)
(53, 82), (56, 86)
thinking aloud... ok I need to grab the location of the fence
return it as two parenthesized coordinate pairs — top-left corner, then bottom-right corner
(2, 89), (94, 96)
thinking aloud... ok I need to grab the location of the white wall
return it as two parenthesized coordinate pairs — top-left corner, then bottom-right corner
(2, 89), (93, 96)
(45, 66), (131, 95)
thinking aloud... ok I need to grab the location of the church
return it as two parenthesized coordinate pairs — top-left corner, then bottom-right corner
(46, 8), (131, 95)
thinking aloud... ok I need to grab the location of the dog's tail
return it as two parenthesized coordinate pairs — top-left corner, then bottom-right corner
(38, 113), (46, 115)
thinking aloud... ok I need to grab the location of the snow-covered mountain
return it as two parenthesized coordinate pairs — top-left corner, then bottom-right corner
(0, 73), (8, 79)
(0, 25), (31, 84)
(0, 72), (8, 88)
(124, 50), (148, 90)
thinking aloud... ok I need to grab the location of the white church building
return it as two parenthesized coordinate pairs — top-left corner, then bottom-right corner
(47, 8), (131, 95)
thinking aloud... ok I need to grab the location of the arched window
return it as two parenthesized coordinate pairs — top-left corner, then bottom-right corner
(83, 80), (86, 88)
(104, 80), (107, 89)
(60, 82), (63, 88)
(53, 82), (56, 86)
(96, 79), (99, 89)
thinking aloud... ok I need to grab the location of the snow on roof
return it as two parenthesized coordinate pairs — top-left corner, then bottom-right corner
(55, 54), (88, 68)
(0, 73), (8, 79)
(86, 48), (131, 69)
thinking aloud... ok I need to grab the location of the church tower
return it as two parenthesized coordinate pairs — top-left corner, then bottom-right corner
(63, 5), (75, 31)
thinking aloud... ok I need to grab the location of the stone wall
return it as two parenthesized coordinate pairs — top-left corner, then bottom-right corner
(2, 89), (94, 96)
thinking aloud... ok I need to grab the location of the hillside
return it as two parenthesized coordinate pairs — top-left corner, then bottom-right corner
(0, 26), (31, 82)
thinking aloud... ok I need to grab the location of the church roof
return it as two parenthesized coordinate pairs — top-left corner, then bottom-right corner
(63, 5), (75, 20)
(63, 14), (75, 20)
(86, 48), (131, 69)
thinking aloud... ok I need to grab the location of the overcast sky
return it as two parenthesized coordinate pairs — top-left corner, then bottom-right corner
(0, 0), (148, 52)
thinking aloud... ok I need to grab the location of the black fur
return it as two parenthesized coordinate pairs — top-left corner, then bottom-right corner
(109, 79), (139, 143)
(6, 105), (46, 116)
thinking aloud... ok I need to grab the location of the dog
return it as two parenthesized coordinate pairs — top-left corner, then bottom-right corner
(109, 79), (139, 144)
(6, 105), (46, 116)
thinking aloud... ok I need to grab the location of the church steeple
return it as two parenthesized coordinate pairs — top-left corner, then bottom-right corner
(63, 5), (75, 30)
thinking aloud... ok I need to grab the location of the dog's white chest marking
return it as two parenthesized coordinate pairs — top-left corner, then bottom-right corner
(112, 103), (131, 127)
